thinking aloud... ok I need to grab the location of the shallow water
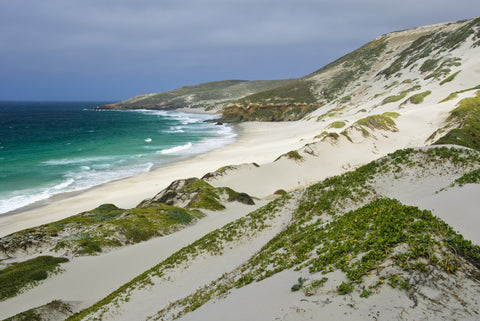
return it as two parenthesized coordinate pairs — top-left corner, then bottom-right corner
(0, 101), (235, 214)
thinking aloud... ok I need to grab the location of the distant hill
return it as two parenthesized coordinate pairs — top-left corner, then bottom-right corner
(222, 16), (480, 121)
(100, 79), (293, 111)
(104, 17), (480, 123)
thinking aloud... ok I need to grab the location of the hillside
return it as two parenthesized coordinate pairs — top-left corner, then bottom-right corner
(222, 16), (480, 121)
(100, 79), (292, 112)
(1, 16), (480, 321)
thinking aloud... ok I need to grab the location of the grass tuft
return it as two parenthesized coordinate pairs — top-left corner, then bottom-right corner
(0, 256), (69, 301)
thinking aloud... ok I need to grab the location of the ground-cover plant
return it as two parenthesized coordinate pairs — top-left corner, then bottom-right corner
(0, 178), (255, 259)
(419, 58), (440, 73)
(67, 194), (294, 321)
(0, 256), (68, 301)
(354, 114), (397, 134)
(67, 147), (480, 321)
(434, 91), (480, 151)
(328, 121), (346, 129)
(439, 85), (480, 103)
(402, 90), (432, 105)
(453, 167), (480, 186)
(378, 17), (478, 78)
(0, 203), (205, 258)
(275, 150), (303, 162)
(381, 93), (407, 105)
(440, 70), (461, 85)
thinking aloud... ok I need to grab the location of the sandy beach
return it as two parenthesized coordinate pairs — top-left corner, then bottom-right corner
(0, 82), (472, 239)
(0, 120), (318, 238)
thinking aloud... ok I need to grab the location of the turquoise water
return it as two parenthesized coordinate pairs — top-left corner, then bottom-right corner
(0, 101), (235, 214)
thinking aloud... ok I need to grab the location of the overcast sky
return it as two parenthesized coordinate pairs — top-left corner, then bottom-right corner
(0, 0), (477, 101)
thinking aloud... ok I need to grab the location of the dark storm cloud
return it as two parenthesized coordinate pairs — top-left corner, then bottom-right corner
(0, 0), (477, 100)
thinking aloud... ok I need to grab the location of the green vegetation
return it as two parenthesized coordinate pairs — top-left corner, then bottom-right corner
(0, 203), (205, 257)
(316, 106), (347, 122)
(382, 112), (400, 118)
(424, 57), (462, 81)
(148, 147), (480, 320)
(318, 38), (387, 101)
(222, 103), (319, 122)
(328, 121), (346, 129)
(378, 17), (477, 79)
(0, 256), (68, 301)
(273, 189), (287, 196)
(441, 92), (459, 102)
(102, 79), (293, 110)
(440, 70), (461, 85)
(338, 95), (352, 104)
(435, 91), (480, 151)
(373, 92), (388, 99)
(337, 281), (355, 295)
(404, 91), (432, 105)
(0, 178), (254, 260)
(378, 34), (436, 78)
(67, 147), (480, 320)
(384, 81), (399, 89)
(382, 85), (423, 105)
(439, 85), (480, 103)
(314, 131), (341, 141)
(176, 179), (227, 211)
(235, 79), (318, 106)
(314, 131), (328, 139)
(67, 195), (293, 321)
(454, 168), (480, 186)
(290, 277), (306, 292)
(229, 36), (387, 110)
(419, 58), (440, 73)
(355, 114), (397, 132)
(3, 300), (73, 321)
(275, 150), (303, 162)
(381, 93), (407, 105)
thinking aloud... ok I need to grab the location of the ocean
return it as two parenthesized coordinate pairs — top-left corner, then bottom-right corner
(0, 101), (235, 215)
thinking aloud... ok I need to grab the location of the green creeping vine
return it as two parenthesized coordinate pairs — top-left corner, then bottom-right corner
(67, 195), (292, 321)
(149, 147), (480, 320)
(69, 147), (480, 320)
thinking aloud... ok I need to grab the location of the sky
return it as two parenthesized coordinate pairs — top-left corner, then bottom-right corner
(0, 0), (478, 102)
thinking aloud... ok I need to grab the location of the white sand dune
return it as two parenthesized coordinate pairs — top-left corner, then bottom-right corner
(0, 202), (267, 319)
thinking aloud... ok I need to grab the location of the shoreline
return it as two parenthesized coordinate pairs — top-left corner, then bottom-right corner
(0, 120), (241, 219)
(0, 107), (229, 217)
(0, 120), (316, 238)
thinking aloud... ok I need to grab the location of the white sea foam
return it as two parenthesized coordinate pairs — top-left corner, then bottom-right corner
(53, 178), (75, 190)
(41, 156), (115, 166)
(0, 191), (51, 214)
(131, 109), (169, 117)
(162, 126), (185, 133)
(0, 110), (235, 215)
(160, 142), (193, 155)
(0, 162), (155, 215)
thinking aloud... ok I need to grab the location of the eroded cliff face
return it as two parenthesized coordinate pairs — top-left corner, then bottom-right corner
(222, 103), (321, 122)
